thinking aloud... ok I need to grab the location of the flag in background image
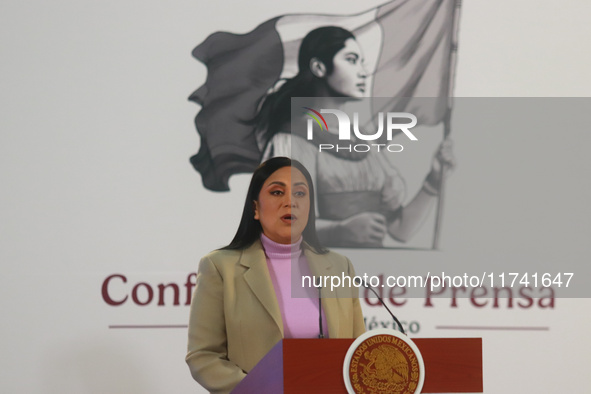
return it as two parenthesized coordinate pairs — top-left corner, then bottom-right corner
(190, 0), (461, 192)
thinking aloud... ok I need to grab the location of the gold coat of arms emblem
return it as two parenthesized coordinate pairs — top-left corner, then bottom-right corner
(343, 329), (424, 394)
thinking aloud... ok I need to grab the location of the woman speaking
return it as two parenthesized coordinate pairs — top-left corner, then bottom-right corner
(186, 157), (365, 393)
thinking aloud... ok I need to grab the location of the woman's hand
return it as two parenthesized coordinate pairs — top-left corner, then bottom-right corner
(336, 212), (387, 247)
(431, 138), (456, 176)
(422, 138), (456, 196)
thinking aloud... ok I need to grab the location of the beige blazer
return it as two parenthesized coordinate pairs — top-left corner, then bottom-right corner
(186, 240), (365, 394)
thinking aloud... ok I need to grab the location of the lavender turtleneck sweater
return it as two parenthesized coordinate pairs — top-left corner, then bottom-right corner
(260, 234), (328, 339)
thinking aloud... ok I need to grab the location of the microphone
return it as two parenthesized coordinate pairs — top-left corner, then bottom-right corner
(317, 284), (325, 338)
(363, 281), (406, 335)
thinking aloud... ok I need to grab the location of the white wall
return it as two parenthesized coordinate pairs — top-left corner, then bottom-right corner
(1, 1), (590, 392)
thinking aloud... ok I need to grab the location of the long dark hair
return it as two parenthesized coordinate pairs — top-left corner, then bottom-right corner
(254, 26), (355, 147)
(223, 157), (327, 253)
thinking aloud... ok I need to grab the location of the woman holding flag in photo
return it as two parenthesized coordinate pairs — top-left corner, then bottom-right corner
(189, 0), (460, 247)
(257, 26), (455, 247)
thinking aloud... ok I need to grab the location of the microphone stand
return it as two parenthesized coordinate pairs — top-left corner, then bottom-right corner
(364, 282), (406, 335)
(318, 285), (324, 338)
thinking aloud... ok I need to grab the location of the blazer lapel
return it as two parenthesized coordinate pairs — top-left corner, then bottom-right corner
(241, 241), (284, 336)
(304, 247), (341, 339)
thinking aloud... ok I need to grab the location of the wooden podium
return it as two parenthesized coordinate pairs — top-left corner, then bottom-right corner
(233, 338), (482, 393)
